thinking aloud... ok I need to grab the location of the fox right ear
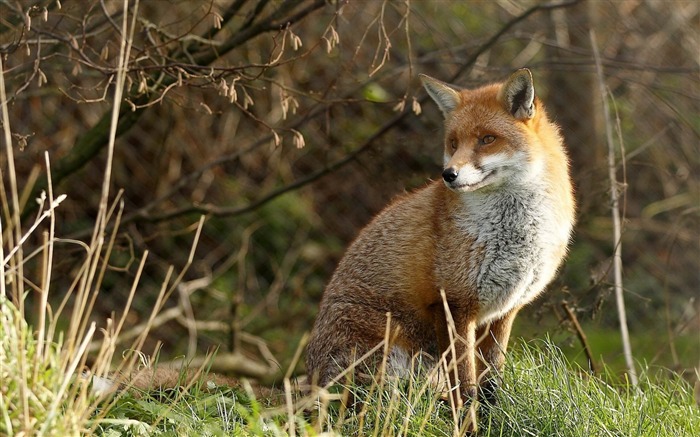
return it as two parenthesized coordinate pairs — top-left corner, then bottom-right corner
(420, 74), (461, 116)
(501, 68), (536, 120)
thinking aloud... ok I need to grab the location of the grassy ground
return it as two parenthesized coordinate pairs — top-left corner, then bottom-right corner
(513, 313), (699, 378)
(83, 340), (698, 436)
(2, 288), (698, 436)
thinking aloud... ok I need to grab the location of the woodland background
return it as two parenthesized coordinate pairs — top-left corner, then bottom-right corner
(1, 0), (698, 384)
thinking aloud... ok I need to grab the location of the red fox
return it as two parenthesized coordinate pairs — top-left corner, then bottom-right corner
(306, 69), (575, 408)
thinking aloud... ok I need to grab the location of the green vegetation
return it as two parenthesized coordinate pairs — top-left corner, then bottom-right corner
(91, 385), (269, 436)
(108, 341), (699, 437)
(6, 290), (696, 436)
(0, 299), (90, 436)
(6, 323), (694, 437)
(483, 341), (699, 437)
(513, 316), (699, 377)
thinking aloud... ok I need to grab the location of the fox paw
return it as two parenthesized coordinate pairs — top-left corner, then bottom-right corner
(478, 377), (501, 405)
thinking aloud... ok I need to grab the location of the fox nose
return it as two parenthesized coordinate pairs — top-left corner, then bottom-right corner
(442, 167), (458, 183)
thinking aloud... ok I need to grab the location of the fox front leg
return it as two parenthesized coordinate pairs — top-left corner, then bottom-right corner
(434, 304), (478, 408)
(475, 307), (520, 404)
(455, 313), (478, 405)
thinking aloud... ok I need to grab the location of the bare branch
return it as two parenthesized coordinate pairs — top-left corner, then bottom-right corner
(127, 0), (584, 223)
(21, 0), (329, 219)
(590, 29), (638, 387)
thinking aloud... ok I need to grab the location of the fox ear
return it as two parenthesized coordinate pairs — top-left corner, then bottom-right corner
(420, 74), (461, 116)
(501, 68), (535, 120)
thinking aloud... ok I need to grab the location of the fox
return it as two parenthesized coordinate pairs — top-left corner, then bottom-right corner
(305, 68), (575, 409)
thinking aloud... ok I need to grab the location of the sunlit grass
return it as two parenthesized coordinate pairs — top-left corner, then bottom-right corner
(82, 340), (699, 436)
(482, 340), (699, 436)
(0, 298), (91, 435)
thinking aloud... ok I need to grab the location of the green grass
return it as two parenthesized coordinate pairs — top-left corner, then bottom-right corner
(0, 298), (89, 436)
(3, 299), (697, 436)
(512, 312), (699, 377)
(91, 386), (269, 436)
(482, 341), (699, 436)
(82, 340), (699, 436)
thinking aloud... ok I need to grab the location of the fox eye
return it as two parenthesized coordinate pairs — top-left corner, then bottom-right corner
(481, 135), (496, 145)
(449, 139), (457, 151)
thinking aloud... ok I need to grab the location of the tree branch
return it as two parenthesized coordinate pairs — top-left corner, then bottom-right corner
(192, 0), (325, 66)
(590, 29), (638, 387)
(21, 0), (328, 218)
(447, 0), (581, 82)
(129, 0), (582, 223)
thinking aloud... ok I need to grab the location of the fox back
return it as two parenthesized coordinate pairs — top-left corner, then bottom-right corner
(306, 69), (575, 408)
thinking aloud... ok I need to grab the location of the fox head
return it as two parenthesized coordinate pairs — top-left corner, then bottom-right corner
(420, 69), (548, 193)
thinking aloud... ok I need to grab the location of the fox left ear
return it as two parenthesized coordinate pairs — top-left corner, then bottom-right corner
(501, 68), (535, 120)
(420, 74), (461, 116)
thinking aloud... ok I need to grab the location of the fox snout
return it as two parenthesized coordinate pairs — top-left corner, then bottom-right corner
(442, 167), (458, 183)
(441, 162), (497, 192)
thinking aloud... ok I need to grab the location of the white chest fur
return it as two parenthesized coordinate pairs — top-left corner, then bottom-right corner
(456, 184), (568, 324)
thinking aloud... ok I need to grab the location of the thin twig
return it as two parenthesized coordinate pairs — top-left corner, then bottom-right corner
(561, 302), (598, 374)
(590, 29), (637, 387)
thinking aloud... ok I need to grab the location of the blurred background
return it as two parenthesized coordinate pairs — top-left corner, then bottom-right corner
(1, 0), (698, 382)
